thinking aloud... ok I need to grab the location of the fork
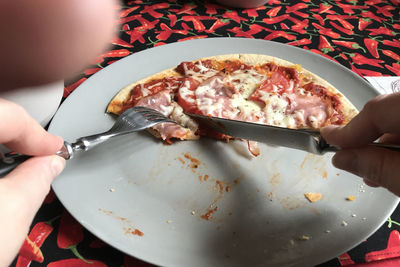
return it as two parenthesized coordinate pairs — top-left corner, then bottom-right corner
(0, 106), (176, 176)
(57, 106), (176, 160)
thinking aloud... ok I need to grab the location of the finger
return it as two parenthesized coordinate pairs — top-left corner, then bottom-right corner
(0, 155), (65, 223)
(0, 155), (65, 266)
(363, 178), (380, 188)
(379, 133), (400, 144)
(0, 0), (118, 91)
(0, 99), (63, 155)
(332, 147), (400, 196)
(321, 93), (400, 148)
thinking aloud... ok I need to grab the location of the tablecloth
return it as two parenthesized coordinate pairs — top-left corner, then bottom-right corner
(12, 0), (400, 266)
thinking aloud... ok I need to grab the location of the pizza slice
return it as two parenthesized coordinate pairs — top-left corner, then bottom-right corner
(107, 54), (357, 151)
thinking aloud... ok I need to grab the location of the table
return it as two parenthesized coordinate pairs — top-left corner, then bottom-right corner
(12, 0), (400, 266)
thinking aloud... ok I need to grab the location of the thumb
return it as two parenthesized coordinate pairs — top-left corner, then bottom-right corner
(1, 155), (65, 222)
(0, 155), (65, 266)
(332, 147), (400, 196)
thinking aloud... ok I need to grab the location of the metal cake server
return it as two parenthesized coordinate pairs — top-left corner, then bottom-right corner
(186, 112), (400, 155)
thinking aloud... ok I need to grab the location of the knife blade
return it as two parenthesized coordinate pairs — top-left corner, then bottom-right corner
(185, 112), (337, 155)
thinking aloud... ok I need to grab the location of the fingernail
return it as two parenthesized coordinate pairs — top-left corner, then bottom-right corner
(56, 136), (65, 148)
(50, 156), (66, 176)
(332, 150), (358, 173)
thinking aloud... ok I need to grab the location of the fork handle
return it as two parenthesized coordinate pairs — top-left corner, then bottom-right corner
(56, 132), (117, 160)
(0, 134), (114, 176)
(0, 135), (112, 177)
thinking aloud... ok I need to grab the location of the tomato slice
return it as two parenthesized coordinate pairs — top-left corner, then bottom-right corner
(279, 66), (299, 85)
(250, 69), (291, 104)
(176, 60), (214, 76)
(222, 60), (251, 74)
(177, 77), (201, 114)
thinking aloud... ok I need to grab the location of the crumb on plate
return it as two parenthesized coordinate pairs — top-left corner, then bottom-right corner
(304, 193), (322, 203)
(299, 235), (311, 241)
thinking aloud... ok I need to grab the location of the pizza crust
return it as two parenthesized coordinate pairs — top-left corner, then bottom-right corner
(106, 69), (180, 114)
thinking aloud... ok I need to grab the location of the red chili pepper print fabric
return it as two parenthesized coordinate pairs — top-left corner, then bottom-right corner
(12, 0), (400, 267)
(64, 0), (400, 97)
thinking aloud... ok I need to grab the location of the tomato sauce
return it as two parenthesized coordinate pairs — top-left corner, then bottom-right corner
(200, 206), (218, 221)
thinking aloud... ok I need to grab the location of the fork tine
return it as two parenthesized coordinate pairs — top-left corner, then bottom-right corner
(124, 106), (177, 125)
(131, 106), (151, 111)
(122, 106), (151, 116)
(132, 106), (159, 113)
(130, 107), (165, 117)
(151, 118), (176, 124)
(132, 112), (166, 121)
(142, 113), (169, 120)
(131, 107), (169, 119)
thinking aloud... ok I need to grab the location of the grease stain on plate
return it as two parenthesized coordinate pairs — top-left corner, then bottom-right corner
(279, 196), (307, 211)
(124, 227), (144, 237)
(98, 208), (143, 238)
(269, 173), (281, 186)
(299, 153), (328, 180)
(200, 206), (219, 221)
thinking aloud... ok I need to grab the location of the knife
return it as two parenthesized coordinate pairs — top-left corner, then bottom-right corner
(185, 113), (400, 155)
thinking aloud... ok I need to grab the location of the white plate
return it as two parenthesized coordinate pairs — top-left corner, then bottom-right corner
(0, 81), (63, 154)
(49, 38), (399, 267)
(0, 80), (63, 127)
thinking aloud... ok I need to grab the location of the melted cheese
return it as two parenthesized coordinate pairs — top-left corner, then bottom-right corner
(147, 81), (162, 90)
(231, 94), (265, 123)
(178, 81), (196, 104)
(228, 69), (265, 97)
(140, 84), (151, 97)
(196, 61), (209, 72)
(262, 94), (296, 128)
(159, 103), (174, 116)
(170, 103), (198, 131)
(183, 62), (219, 82)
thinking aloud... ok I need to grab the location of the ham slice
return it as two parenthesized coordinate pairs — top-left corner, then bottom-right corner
(136, 90), (192, 142)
